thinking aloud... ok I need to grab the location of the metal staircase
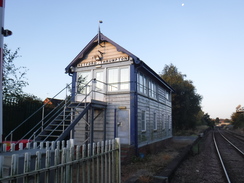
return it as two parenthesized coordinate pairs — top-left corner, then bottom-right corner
(4, 79), (108, 148)
(34, 102), (91, 142)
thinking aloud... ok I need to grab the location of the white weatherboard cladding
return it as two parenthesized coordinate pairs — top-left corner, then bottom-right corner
(74, 93), (131, 145)
(137, 89), (172, 147)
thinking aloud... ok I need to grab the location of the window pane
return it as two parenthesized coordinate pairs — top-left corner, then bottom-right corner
(162, 114), (165, 130)
(77, 71), (91, 94)
(108, 68), (118, 91)
(95, 71), (103, 91)
(141, 111), (146, 131)
(153, 113), (157, 130)
(139, 74), (143, 93)
(120, 67), (129, 90)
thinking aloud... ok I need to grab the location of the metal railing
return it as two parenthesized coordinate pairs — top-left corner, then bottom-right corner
(4, 79), (97, 143)
(4, 78), (128, 146)
(0, 138), (121, 183)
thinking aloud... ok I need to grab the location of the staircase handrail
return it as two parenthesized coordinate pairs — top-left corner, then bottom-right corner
(31, 79), (94, 146)
(18, 98), (71, 143)
(4, 82), (73, 142)
(4, 79), (96, 143)
(37, 94), (92, 143)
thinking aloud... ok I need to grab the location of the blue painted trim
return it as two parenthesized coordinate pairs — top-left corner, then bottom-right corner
(114, 109), (117, 138)
(130, 65), (138, 154)
(71, 72), (77, 102)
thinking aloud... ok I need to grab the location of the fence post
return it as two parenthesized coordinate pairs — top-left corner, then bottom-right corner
(10, 143), (15, 152)
(82, 144), (86, 183)
(2, 143), (6, 152)
(19, 143), (23, 150)
(108, 140), (112, 183)
(46, 141), (50, 150)
(101, 141), (104, 183)
(76, 145), (81, 182)
(45, 150), (51, 182)
(54, 148), (61, 183)
(96, 142), (100, 183)
(10, 154), (18, 179)
(56, 141), (60, 150)
(115, 138), (121, 183)
(105, 140), (109, 183)
(40, 142), (44, 149)
(24, 152), (31, 182)
(51, 141), (55, 150)
(35, 151), (41, 182)
(92, 142), (96, 183)
(61, 148), (67, 183)
(33, 142), (37, 149)
(0, 156), (3, 178)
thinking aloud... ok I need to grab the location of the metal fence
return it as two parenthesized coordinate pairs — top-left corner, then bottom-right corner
(0, 138), (121, 183)
(3, 98), (43, 141)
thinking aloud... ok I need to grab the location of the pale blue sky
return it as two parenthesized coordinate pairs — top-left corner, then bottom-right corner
(4, 0), (244, 119)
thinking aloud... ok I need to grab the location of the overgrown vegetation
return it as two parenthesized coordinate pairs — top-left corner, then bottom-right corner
(160, 64), (203, 133)
(231, 105), (244, 129)
(3, 45), (43, 140)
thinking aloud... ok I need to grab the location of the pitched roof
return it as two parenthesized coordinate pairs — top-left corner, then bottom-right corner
(65, 32), (174, 92)
(65, 32), (140, 74)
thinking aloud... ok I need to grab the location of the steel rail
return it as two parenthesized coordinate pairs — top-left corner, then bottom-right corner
(213, 132), (231, 183)
(218, 130), (244, 156)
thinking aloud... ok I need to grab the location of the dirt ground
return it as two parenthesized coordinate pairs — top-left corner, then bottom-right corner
(121, 138), (194, 183)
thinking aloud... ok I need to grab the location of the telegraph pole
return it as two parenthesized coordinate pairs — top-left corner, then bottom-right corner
(0, 0), (12, 144)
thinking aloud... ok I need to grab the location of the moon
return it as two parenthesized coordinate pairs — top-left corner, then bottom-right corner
(182, 3), (184, 6)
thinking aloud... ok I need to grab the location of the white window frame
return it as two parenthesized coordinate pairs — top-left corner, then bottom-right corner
(153, 112), (157, 130)
(107, 66), (130, 92)
(168, 115), (171, 130)
(77, 71), (91, 94)
(141, 111), (146, 132)
(149, 80), (157, 99)
(137, 73), (147, 95)
(162, 114), (165, 130)
(165, 90), (170, 100)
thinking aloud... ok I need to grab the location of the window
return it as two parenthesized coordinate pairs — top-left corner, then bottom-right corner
(77, 71), (91, 94)
(165, 90), (170, 100)
(153, 113), (157, 130)
(120, 67), (129, 90)
(141, 111), (146, 132)
(137, 73), (157, 99)
(137, 73), (147, 95)
(162, 114), (165, 130)
(168, 115), (171, 130)
(149, 80), (156, 99)
(108, 68), (118, 91)
(108, 67), (129, 91)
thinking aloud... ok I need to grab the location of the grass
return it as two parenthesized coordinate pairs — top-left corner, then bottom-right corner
(121, 141), (190, 182)
(173, 125), (209, 136)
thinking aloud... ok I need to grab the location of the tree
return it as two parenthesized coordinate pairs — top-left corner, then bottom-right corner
(160, 64), (202, 132)
(3, 44), (28, 100)
(231, 105), (244, 129)
(202, 113), (214, 128)
(215, 117), (220, 124)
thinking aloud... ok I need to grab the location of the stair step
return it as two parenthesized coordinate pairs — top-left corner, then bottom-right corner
(38, 135), (60, 138)
(44, 129), (64, 132)
(68, 102), (86, 108)
(49, 124), (69, 127)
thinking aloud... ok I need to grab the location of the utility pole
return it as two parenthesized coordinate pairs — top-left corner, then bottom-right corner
(0, 0), (12, 145)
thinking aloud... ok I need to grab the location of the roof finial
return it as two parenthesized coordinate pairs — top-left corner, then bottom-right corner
(98, 20), (103, 44)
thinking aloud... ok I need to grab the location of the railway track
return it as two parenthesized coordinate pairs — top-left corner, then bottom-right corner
(213, 129), (244, 183)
